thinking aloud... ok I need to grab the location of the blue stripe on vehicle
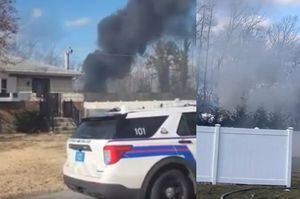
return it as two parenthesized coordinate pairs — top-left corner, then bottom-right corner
(122, 145), (196, 168)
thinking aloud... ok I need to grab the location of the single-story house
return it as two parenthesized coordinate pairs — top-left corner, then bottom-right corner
(0, 58), (82, 102)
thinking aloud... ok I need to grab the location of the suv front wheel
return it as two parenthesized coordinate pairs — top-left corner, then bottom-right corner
(149, 169), (195, 199)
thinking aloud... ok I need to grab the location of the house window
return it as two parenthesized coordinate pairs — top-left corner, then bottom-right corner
(0, 79), (9, 97)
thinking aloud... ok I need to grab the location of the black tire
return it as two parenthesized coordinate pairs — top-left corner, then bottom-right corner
(149, 169), (195, 199)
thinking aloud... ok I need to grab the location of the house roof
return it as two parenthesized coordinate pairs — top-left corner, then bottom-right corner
(0, 58), (83, 77)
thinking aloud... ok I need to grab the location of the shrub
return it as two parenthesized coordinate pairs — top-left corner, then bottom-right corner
(14, 111), (47, 133)
(198, 105), (293, 130)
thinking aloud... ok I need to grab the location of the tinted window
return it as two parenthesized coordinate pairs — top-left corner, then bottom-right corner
(72, 118), (118, 139)
(72, 116), (167, 139)
(177, 113), (196, 136)
(116, 116), (167, 138)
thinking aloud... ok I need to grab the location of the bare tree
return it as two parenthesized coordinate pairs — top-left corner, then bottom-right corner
(179, 38), (191, 91)
(146, 41), (175, 93)
(0, 0), (18, 63)
(267, 16), (299, 49)
(267, 16), (300, 75)
(41, 47), (64, 66)
(196, 0), (300, 129)
(197, 0), (272, 111)
(12, 41), (36, 59)
(197, 0), (215, 111)
(11, 39), (64, 67)
(215, 0), (263, 70)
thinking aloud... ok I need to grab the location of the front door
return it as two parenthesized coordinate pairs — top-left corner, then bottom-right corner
(32, 78), (50, 98)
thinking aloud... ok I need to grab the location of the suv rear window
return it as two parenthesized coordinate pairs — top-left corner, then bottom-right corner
(72, 116), (168, 139)
(72, 118), (117, 139)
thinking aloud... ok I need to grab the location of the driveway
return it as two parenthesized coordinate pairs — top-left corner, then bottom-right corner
(30, 191), (93, 199)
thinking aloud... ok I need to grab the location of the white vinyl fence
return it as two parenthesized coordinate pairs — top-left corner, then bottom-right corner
(197, 125), (293, 187)
(293, 132), (300, 171)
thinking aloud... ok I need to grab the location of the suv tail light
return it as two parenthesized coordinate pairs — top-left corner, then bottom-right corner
(103, 145), (133, 165)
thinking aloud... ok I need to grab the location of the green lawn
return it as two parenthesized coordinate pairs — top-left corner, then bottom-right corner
(197, 173), (300, 199)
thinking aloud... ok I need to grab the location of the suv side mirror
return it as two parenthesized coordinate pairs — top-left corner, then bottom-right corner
(161, 127), (168, 134)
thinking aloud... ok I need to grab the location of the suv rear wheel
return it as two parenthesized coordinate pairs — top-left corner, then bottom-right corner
(149, 169), (194, 199)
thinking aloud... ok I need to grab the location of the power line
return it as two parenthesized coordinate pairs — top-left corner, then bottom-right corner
(71, 47), (137, 57)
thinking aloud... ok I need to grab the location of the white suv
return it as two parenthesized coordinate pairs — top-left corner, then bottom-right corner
(63, 106), (196, 199)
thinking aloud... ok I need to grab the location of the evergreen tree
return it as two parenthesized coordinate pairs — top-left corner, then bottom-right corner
(147, 40), (180, 93)
(251, 106), (269, 129)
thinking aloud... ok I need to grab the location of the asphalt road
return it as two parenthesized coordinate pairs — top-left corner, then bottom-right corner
(30, 191), (93, 199)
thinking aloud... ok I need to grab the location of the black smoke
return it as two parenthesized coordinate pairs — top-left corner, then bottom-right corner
(83, 0), (195, 92)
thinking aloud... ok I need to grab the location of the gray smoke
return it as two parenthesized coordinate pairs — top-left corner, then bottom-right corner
(84, 0), (195, 92)
(198, 0), (300, 124)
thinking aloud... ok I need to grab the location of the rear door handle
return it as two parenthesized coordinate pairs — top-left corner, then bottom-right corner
(178, 140), (192, 144)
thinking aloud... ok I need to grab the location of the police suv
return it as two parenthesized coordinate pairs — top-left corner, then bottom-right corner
(63, 105), (196, 199)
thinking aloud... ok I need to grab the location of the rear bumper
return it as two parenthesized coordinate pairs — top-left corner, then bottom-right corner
(64, 175), (140, 199)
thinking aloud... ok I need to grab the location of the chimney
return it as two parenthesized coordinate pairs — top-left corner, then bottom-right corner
(65, 47), (73, 70)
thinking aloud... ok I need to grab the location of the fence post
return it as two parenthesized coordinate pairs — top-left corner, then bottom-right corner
(212, 124), (221, 185)
(286, 127), (293, 188)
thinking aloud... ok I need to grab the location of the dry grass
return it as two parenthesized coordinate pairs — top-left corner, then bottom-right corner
(197, 173), (300, 199)
(0, 133), (70, 199)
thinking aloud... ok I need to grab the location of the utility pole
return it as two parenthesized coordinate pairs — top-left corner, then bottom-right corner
(64, 47), (73, 70)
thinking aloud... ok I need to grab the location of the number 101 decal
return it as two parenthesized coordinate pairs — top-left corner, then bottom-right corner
(135, 127), (146, 136)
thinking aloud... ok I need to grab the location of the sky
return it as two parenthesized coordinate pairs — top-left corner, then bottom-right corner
(15, 0), (127, 64)
(15, 0), (300, 66)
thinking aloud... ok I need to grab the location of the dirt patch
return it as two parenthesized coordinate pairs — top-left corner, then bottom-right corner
(0, 133), (70, 199)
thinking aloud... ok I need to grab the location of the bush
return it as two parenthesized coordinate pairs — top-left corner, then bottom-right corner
(197, 105), (292, 130)
(14, 111), (47, 133)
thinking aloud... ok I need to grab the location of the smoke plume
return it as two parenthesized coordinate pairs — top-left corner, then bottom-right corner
(197, 0), (300, 128)
(84, 0), (195, 92)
